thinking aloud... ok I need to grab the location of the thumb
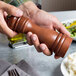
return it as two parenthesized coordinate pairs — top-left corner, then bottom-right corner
(53, 21), (70, 36)
(1, 1), (23, 17)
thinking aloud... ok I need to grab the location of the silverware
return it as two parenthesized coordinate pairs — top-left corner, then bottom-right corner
(8, 69), (20, 76)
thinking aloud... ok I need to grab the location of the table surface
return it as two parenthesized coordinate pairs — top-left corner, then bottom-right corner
(0, 11), (76, 76)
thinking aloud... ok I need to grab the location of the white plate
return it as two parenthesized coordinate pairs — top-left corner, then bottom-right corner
(61, 52), (76, 76)
(62, 19), (76, 41)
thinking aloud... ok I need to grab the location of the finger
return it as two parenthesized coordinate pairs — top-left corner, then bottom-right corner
(58, 23), (70, 36)
(54, 55), (60, 59)
(53, 22), (70, 36)
(26, 32), (33, 45)
(39, 44), (52, 56)
(0, 10), (17, 37)
(31, 34), (41, 52)
(0, 1), (23, 16)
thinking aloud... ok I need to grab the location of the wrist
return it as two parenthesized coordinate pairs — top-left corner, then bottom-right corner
(18, 1), (40, 18)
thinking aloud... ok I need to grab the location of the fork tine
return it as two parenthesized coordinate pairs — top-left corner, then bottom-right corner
(14, 69), (20, 76)
(8, 71), (10, 76)
(8, 69), (20, 76)
(8, 70), (13, 76)
(13, 69), (17, 76)
(12, 69), (20, 76)
(11, 70), (15, 76)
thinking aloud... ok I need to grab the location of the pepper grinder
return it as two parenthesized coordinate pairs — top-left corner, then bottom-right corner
(6, 16), (73, 57)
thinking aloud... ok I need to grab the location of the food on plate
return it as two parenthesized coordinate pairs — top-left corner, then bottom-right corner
(63, 21), (76, 38)
(65, 53), (76, 76)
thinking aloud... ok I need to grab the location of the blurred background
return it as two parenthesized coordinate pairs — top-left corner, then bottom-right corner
(33, 0), (76, 12)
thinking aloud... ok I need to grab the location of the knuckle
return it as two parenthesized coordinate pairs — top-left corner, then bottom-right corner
(9, 5), (17, 11)
(12, 6), (18, 11)
(12, 6), (16, 10)
(28, 32), (32, 37)
(0, 1), (6, 9)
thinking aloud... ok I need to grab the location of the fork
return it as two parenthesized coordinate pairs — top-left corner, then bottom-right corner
(8, 69), (20, 76)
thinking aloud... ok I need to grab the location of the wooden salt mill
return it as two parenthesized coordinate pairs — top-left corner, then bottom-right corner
(6, 16), (73, 58)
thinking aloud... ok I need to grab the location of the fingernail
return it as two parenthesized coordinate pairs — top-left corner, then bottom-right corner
(55, 56), (60, 59)
(28, 32), (32, 37)
(16, 9), (23, 16)
(40, 45), (46, 50)
(32, 35), (37, 41)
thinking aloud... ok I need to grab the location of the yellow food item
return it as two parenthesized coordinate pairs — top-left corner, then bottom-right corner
(66, 21), (76, 29)
(9, 33), (26, 44)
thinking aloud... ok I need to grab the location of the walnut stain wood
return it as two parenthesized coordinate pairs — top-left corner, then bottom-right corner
(6, 16), (73, 58)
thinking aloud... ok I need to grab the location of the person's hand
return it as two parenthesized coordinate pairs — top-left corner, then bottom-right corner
(19, 1), (70, 59)
(0, 1), (23, 37)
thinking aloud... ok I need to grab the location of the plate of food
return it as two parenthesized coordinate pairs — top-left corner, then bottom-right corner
(61, 52), (76, 76)
(62, 19), (76, 41)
